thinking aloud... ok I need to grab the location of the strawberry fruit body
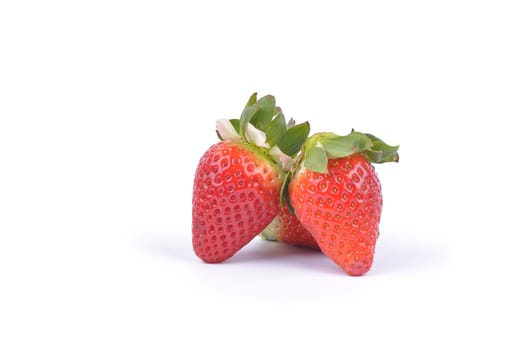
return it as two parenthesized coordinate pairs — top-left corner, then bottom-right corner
(288, 131), (399, 275)
(193, 141), (284, 262)
(289, 154), (382, 275)
(260, 205), (319, 250)
(192, 93), (310, 263)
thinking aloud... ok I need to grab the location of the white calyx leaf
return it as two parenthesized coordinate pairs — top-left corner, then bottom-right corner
(245, 123), (269, 148)
(216, 119), (242, 141)
(269, 146), (293, 171)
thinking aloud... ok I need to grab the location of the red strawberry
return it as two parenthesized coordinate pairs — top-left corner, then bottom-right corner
(288, 131), (399, 275)
(193, 142), (284, 262)
(192, 93), (309, 263)
(260, 205), (319, 250)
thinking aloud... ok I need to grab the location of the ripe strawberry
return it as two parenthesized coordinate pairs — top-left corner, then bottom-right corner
(288, 131), (399, 275)
(192, 93), (309, 263)
(193, 142), (284, 262)
(260, 205), (319, 250)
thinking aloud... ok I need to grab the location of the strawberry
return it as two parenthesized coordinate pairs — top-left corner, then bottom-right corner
(192, 93), (309, 263)
(288, 131), (399, 275)
(260, 205), (319, 250)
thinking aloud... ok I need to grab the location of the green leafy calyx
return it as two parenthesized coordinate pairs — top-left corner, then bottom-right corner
(216, 93), (311, 171)
(302, 130), (399, 173)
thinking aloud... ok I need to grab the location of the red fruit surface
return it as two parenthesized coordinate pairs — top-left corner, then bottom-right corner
(289, 154), (382, 275)
(192, 141), (284, 263)
(262, 206), (319, 250)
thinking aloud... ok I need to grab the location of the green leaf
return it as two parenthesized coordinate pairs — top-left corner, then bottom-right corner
(365, 144), (400, 163)
(280, 172), (291, 209)
(239, 103), (260, 139)
(363, 133), (383, 143)
(229, 119), (240, 133)
(365, 148), (399, 163)
(304, 144), (328, 173)
(265, 112), (287, 147)
(245, 92), (257, 108)
(322, 132), (373, 157)
(250, 95), (276, 131)
(363, 132), (400, 163)
(277, 122), (310, 156)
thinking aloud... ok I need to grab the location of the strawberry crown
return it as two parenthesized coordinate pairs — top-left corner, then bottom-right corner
(216, 93), (310, 171)
(214, 93), (400, 209)
(300, 131), (400, 173)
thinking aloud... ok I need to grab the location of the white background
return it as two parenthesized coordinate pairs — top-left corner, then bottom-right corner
(1, 1), (524, 349)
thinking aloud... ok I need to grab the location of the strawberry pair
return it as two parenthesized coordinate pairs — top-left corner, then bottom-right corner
(192, 94), (399, 276)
